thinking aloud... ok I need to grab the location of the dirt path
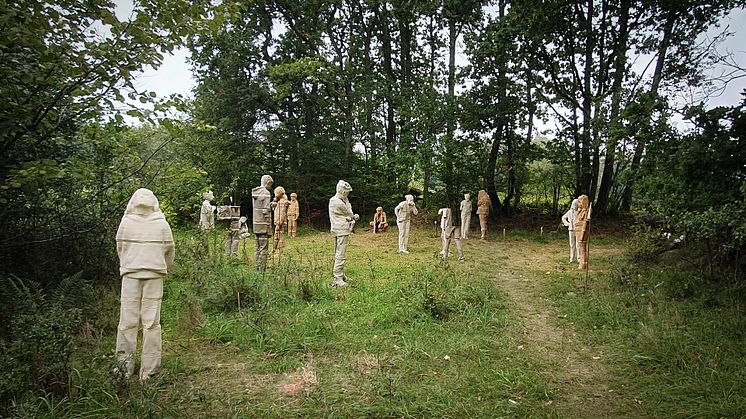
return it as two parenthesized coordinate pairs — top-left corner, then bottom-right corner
(484, 241), (632, 417)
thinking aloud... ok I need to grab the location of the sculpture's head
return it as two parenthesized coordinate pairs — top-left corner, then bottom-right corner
(290, 192), (298, 201)
(405, 194), (414, 204)
(239, 216), (247, 224)
(577, 194), (589, 210)
(464, 193), (470, 201)
(336, 180), (352, 198)
(376, 206), (383, 213)
(477, 190), (488, 201)
(125, 188), (160, 215)
(571, 198), (579, 211)
(274, 186), (286, 200)
(203, 190), (214, 201)
(261, 175), (274, 189)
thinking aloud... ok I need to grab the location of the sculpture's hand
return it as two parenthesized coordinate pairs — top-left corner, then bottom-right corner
(353, 214), (360, 221)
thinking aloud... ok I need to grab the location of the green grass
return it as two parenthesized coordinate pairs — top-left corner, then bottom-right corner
(9, 226), (746, 418)
(546, 248), (746, 418)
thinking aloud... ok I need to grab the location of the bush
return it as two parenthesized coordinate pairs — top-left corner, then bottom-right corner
(0, 273), (95, 412)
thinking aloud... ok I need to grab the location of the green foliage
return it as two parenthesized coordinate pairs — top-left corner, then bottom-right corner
(0, 273), (95, 412)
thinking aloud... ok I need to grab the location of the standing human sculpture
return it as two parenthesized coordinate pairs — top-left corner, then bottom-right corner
(115, 188), (174, 382)
(272, 186), (289, 258)
(574, 195), (591, 270)
(394, 194), (418, 253)
(371, 206), (388, 233)
(476, 190), (492, 240)
(328, 180), (359, 287)
(561, 199), (580, 263)
(287, 192), (299, 237)
(199, 191), (215, 230)
(438, 207), (465, 261)
(460, 193), (472, 240)
(251, 175), (273, 271)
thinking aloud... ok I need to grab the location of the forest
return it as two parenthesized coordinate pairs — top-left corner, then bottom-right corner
(1, 0), (745, 417)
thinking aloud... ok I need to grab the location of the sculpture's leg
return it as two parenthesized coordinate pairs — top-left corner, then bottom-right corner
(455, 237), (465, 261)
(577, 240), (588, 270)
(568, 229), (576, 262)
(332, 235), (349, 286)
(479, 213), (488, 240)
(115, 276), (142, 379)
(139, 278), (163, 382)
(255, 235), (269, 271)
(397, 220), (406, 252)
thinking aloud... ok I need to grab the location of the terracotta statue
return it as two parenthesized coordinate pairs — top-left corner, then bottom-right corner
(460, 193), (472, 240)
(438, 207), (465, 261)
(574, 195), (591, 270)
(115, 188), (174, 382)
(476, 190), (491, 240)
(329, 180), (359, 287)
(199, 191), (215, 230)
(272, 186), (289, 257)
(394, 194), (418, 253)
(251, 175), (273, 271)
(561, 199), (579, 263)
(287, 192), (299, 237)
(371, 207), (388, 233)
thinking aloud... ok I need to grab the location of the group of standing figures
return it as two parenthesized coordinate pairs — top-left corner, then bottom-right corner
(561, 194), (592, 270)
(112, 182), (592, 382)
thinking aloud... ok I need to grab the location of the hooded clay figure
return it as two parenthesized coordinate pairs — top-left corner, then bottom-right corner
(574, 194), (591, 270)
(476, 190), (491, 240)
(438, 207), (465, 261)
(115, 188), (174, 382)
(371, 206), (388, 233)
(394, 194), (418, 253)
(272, 186), (289, 258)
(561, 199), (580, 263)
(252, 175), (273, 271)
(287, 193), (299, 237)
(199, 191), (215, 230)
(328, 180), (359, 287)
(460, 193), (472, 240)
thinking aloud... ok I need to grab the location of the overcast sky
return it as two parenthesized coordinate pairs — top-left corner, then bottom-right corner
(129, 5), (746, 117)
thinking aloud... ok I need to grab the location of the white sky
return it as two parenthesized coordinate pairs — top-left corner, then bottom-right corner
(128, 4), (745, 120)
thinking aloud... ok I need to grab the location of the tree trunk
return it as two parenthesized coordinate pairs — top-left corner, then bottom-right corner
(580, 0), (594, 195)
(621, 8), (674, 211)
(596, 0), (630, 214)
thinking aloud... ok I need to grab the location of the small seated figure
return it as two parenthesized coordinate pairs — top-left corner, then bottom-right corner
(438, 208), (465, 261)
(287, 193), (299, 237)
(371, 207), (388, 233)
(199, 191), (215, 230)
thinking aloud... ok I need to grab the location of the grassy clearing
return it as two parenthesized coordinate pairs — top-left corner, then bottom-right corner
(546, 245), (746, 417)
(18, 226), (555, 417)
(11, 225), (745, 418)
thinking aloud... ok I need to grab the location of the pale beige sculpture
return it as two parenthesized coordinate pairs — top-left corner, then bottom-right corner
(272, 186), (289, 257)
(438, 208), (465, 261)
(252, 175), (273, 271)
(287, 192), (299, 237)
(561, 199), (580, 263)
(329, 180), (359, 287)
(226, 219), (241, 256)
(395, 194), (418, 253)
(115, 188), (174, 382)
(476, 190), (491, 240)
(199, 191), (215, 230)
(371, 207), (388, 233)
(574, 194), (591, 270)
(460, 193), (472, 239)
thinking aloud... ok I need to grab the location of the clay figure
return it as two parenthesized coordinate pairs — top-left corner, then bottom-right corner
(371, 207), (388, 233)
(115, 188), (174, 382)
(460, 193), (472, 239)
(287, 192), (300, 237)
(272, 186), (289, 258)
(574, 195), (591, 270)
(252, 175), (273, 271)
(561, 199), (580, 263)
(394, 194), (418, 253)
(199, 191), (215, 230)
(476, 190), (491, 240)
(329, 180), (359, 287)
(438, 207), (465, 261)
